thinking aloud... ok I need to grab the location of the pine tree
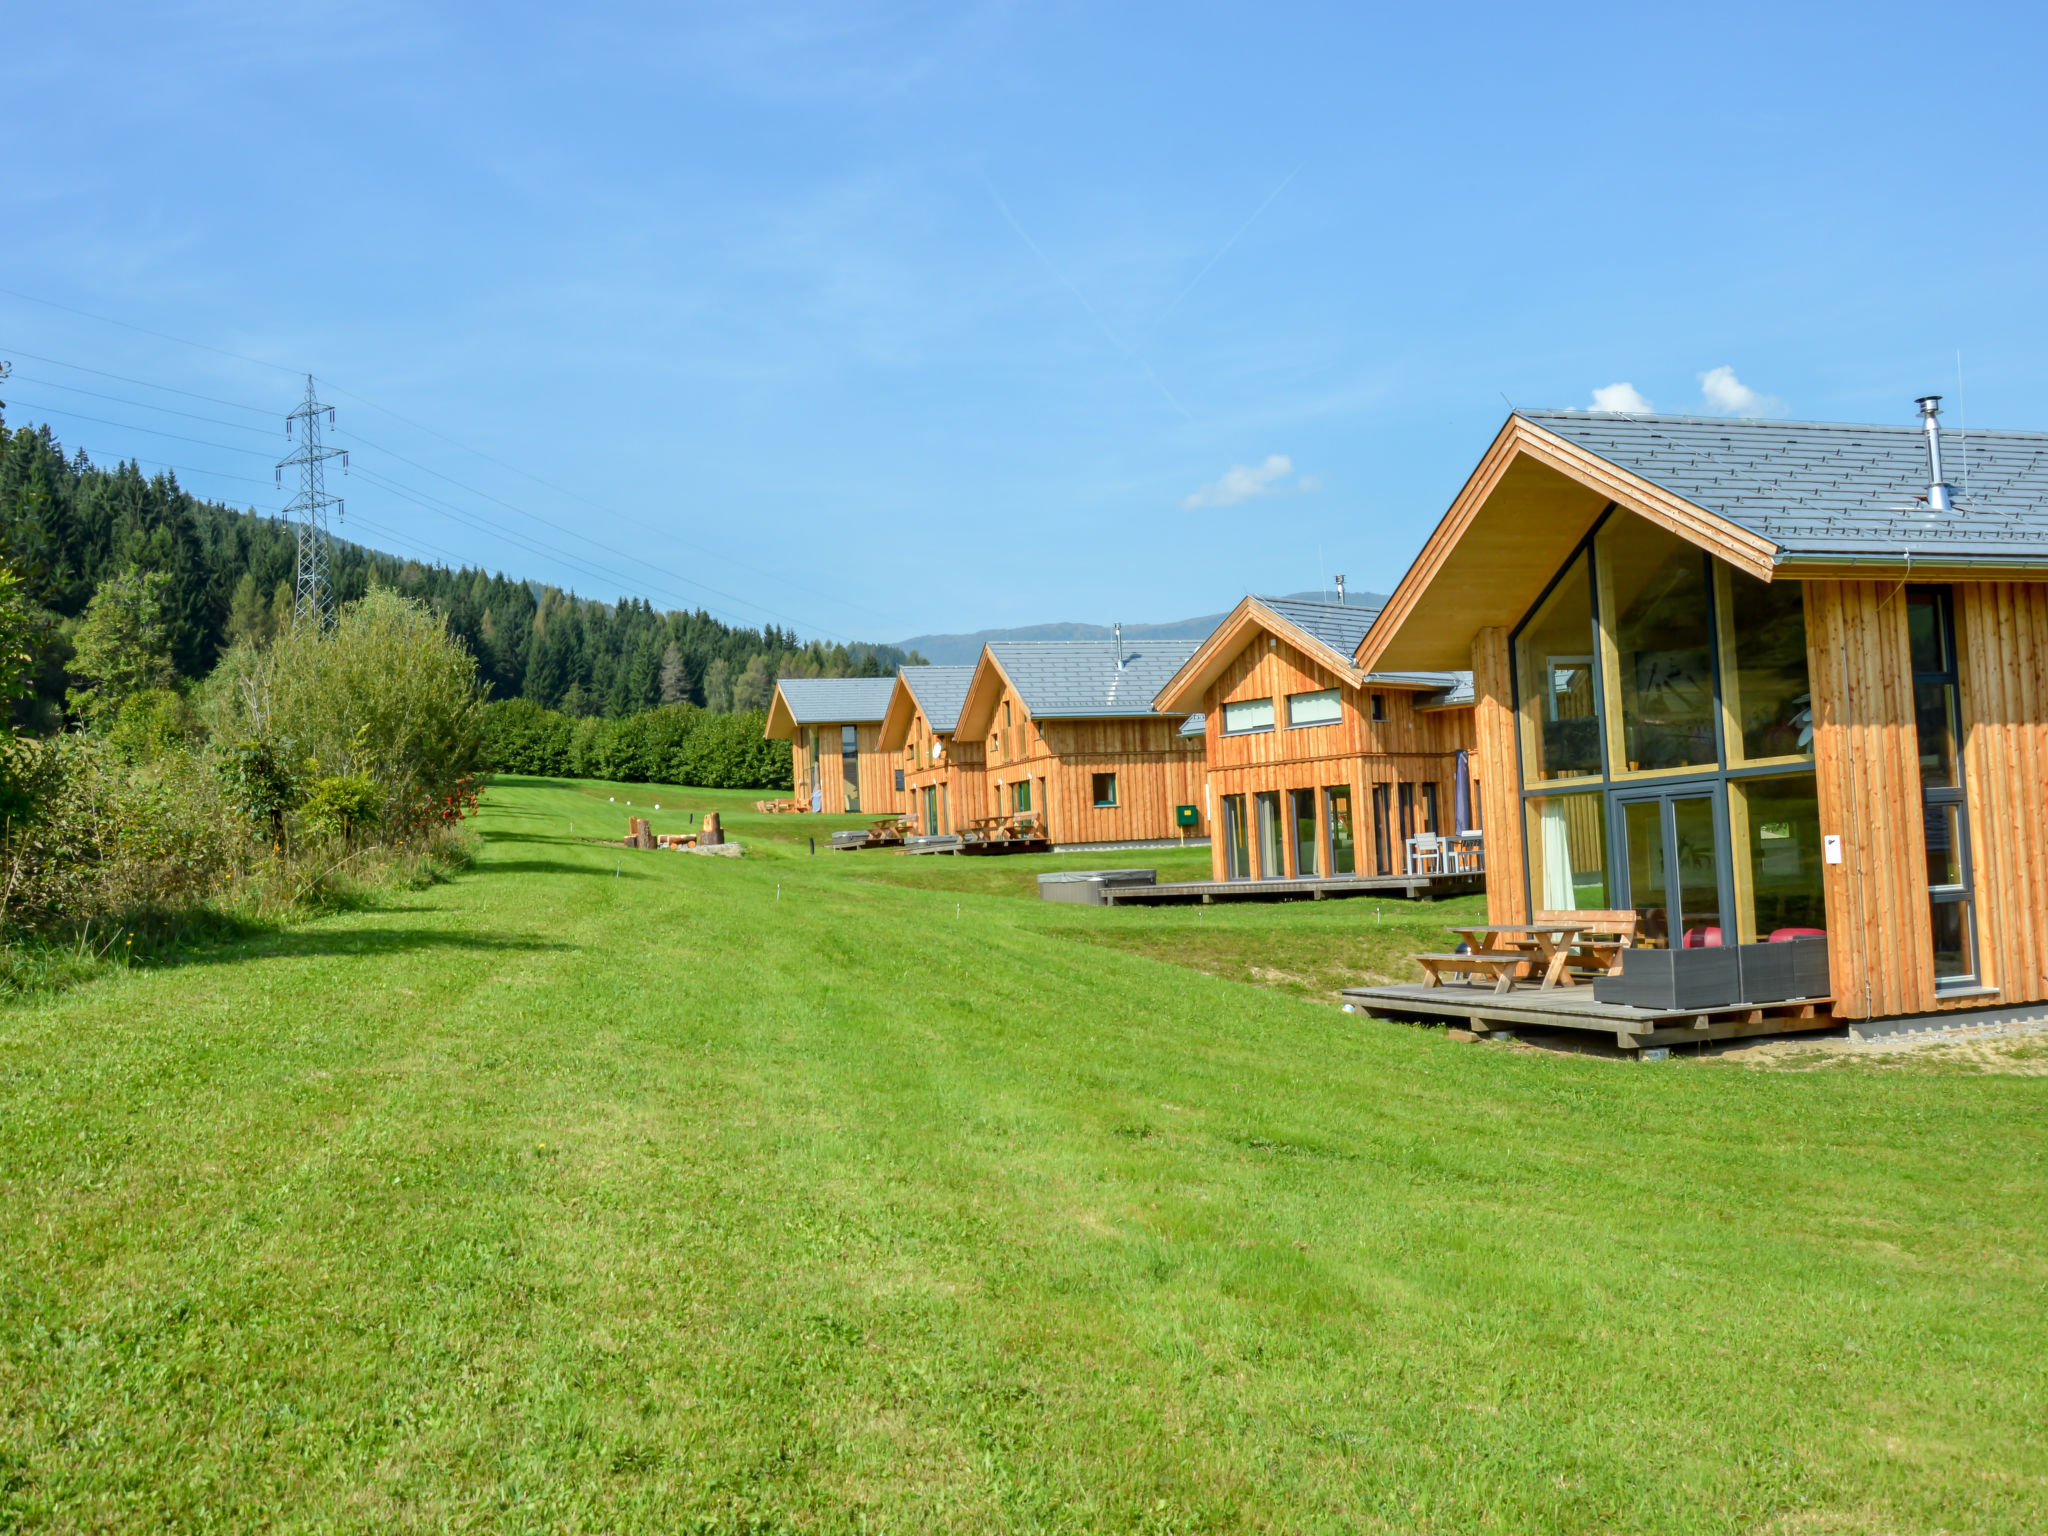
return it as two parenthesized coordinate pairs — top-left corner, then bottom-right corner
(658, 642), (692, 705)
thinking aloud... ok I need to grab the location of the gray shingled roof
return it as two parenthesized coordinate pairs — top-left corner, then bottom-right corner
(1525, 410), (2048, 564)
(898, 664), (975, 734)
(1256, 594), (1383, 656)
(1179, 713), (1205, 737)
(773, 676), (898, 724)
(988, 640), (1201, 718)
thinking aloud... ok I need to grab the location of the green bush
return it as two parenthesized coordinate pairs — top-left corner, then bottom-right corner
(106, 687), (200, 764)
(222, 588), (485, 831)
(672, 710), (790, 789)
(477, 696), (575, 775)
(303, 773), (383, 847)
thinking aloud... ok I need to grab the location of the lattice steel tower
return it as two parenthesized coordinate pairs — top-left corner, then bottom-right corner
(276, 375), (347, 631)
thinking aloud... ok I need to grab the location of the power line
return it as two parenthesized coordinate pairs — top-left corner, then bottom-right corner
(0, 287), (303, 375)
(0, 324), (907, 642)
(12, 373), (277, 435)
(0, 344), (276, 415)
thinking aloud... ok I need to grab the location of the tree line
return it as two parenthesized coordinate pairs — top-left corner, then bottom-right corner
(0, 411), (919, 734)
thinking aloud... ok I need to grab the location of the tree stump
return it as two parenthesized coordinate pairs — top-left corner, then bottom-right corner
(700, 811), (723, 847)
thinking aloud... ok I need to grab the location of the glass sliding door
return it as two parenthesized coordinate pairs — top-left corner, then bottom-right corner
(1326, 785), (1356, 875)
(1254, 791), (1284, 879)
(1371, 784), (1392, 875)
(840, 724), (861, 813)
(1614, 785), (1729, 948)
(1222, 795), (1250, 880)
(1290, 788), (1318, 877)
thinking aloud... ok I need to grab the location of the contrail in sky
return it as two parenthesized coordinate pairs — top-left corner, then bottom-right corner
(1153, 161), (1306, 330)
(983, 175), (1194, 423)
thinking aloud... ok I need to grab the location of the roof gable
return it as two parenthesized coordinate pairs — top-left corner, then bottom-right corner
(879, 664), (975, 749)
(764, 676), (898, 739)
(956, 640), (1200, 737)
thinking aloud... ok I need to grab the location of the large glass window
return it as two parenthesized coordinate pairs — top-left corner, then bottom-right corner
(1729, 774), (1826, 943)
(841, 724), (860, 812)
(1515, 551), (1600, 783)
(1724, 573), (1813, 762)
(1599, 518), (1718, 773)
(1371, 784), (1392, 875)
(1254, 791), (1284, 879)
(1223, 697), (1275, 734)
(1525, 791), (1610, 912)
(1287, 688), (1342, 728)
(1909, 587), (1977, 986)
(1290, 788), (1318, 876)
(1223, 795), (1249, 879)
(1326, 785), (1356, 875)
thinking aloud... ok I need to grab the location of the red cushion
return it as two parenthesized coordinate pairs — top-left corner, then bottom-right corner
(1767, 927), (1827, 942)
(1683, 926), (1724, 948)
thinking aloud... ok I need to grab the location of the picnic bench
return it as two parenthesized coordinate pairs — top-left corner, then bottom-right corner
(1413, 910), (1642, 994)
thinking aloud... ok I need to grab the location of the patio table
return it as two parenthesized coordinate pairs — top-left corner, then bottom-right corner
(1444, 922), (1591, 991)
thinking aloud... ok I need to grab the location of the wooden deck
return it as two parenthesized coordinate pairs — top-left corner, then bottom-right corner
(1342, 981), (1836, 1050)
(1104, 871), (1482, 906)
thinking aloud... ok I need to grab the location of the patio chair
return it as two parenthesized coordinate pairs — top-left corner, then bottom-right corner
(1408, 833), (1443, 875)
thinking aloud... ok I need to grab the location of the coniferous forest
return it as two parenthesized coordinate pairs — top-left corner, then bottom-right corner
(0, 414), (919, 736)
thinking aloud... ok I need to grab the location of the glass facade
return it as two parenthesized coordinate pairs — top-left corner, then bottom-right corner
(1726, 572), (1814, 761)
(1509, 509), (1830, 952)
(1514, 551), (1600, 781)
(1524, 791), (1609, 912)
(1222, 795), (1248, 880)
(1254, 791), (1283, 880)
(1598, 518), (1718, 773)
(1730, 773), (1827, 941)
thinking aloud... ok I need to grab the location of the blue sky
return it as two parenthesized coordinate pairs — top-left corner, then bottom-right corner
(4, 2), (2044, 646)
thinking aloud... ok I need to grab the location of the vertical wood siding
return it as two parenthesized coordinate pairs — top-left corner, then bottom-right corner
(1469, 625), (1524, 923)
(1806, 580), (1933, 1019)
(1199, 633), (1473, 880)
(900, 708), (985, 833)
(789, 722), (901, 815)
(973, 674), (1206, 844)
(1958, 582), (2048, 1009)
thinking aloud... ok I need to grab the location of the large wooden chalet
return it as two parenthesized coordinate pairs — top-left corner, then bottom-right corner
(952, 640), (1208, 848)
(1353, 401), (2048, 1027)
(1153, 595), (1475, 883)
(877, 665), (983, 834)
(763, 677), (904, 815)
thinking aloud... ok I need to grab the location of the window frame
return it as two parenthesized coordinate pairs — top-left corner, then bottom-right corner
(1220, 696), (1276, 736)
(1091, 772), (1118, 808)
(1286, 687), (1343, 729)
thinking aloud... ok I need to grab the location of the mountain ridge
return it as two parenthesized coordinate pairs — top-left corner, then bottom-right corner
(895, 590), (1389, 666)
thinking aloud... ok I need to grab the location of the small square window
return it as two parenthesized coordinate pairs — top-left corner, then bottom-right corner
(1369, 693), (1386, 721)
(1092, 772), (1118, 807)
(894, 768), (905, 792)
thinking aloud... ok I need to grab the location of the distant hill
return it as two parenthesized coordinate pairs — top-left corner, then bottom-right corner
(895, 590), (1389, 666)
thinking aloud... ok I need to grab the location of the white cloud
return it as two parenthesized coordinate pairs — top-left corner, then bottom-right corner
(1591, 382), (1654, 414)
(1698, 366), (1784, 417)
(1182, 454), (1307, 509)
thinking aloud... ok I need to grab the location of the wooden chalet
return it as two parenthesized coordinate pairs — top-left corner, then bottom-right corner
(877, 665), (983, 834)
(1153, 595), (1476, 883)
(951, 640), (1207, 849)
(763, 677), (904, 815)
(1349, 400), (2048, 1031)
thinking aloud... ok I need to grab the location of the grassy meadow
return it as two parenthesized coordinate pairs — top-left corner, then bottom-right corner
(1, 775), (2043, 1532)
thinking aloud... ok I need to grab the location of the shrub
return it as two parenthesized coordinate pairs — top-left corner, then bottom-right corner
(106, 687), (201, 763)
(303, 773), (383, 848)
(478, 696), (574, 775)
(673, 709), (790, 790)
(232, 588), (485, 832)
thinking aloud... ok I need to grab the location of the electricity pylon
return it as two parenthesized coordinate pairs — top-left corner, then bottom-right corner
(277, 375), (348, 631)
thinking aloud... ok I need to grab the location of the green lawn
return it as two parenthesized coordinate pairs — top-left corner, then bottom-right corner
(1, 775), (2042, 1532)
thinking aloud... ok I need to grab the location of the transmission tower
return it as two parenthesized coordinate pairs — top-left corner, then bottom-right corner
(276, 375), (348, 631)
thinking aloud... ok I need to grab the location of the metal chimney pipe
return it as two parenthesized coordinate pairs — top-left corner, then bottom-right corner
(1917, 395), (1955, 511)
(1113, 621), (1124, 669)
(1334, 574), (1346, 606)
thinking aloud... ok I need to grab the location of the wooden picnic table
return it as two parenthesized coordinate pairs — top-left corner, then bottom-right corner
(1416, 921), (1591, 994)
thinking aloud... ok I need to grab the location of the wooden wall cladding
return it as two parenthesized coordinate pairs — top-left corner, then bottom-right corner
(1958, 582), (2048, 1009)
(1806, 580), (1934, 1019)
(792, 723), (902, 815)
(1199, 632), (1474, 880)
(1469, 625), (1524, 924)
(972, 673), (1207, 845)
